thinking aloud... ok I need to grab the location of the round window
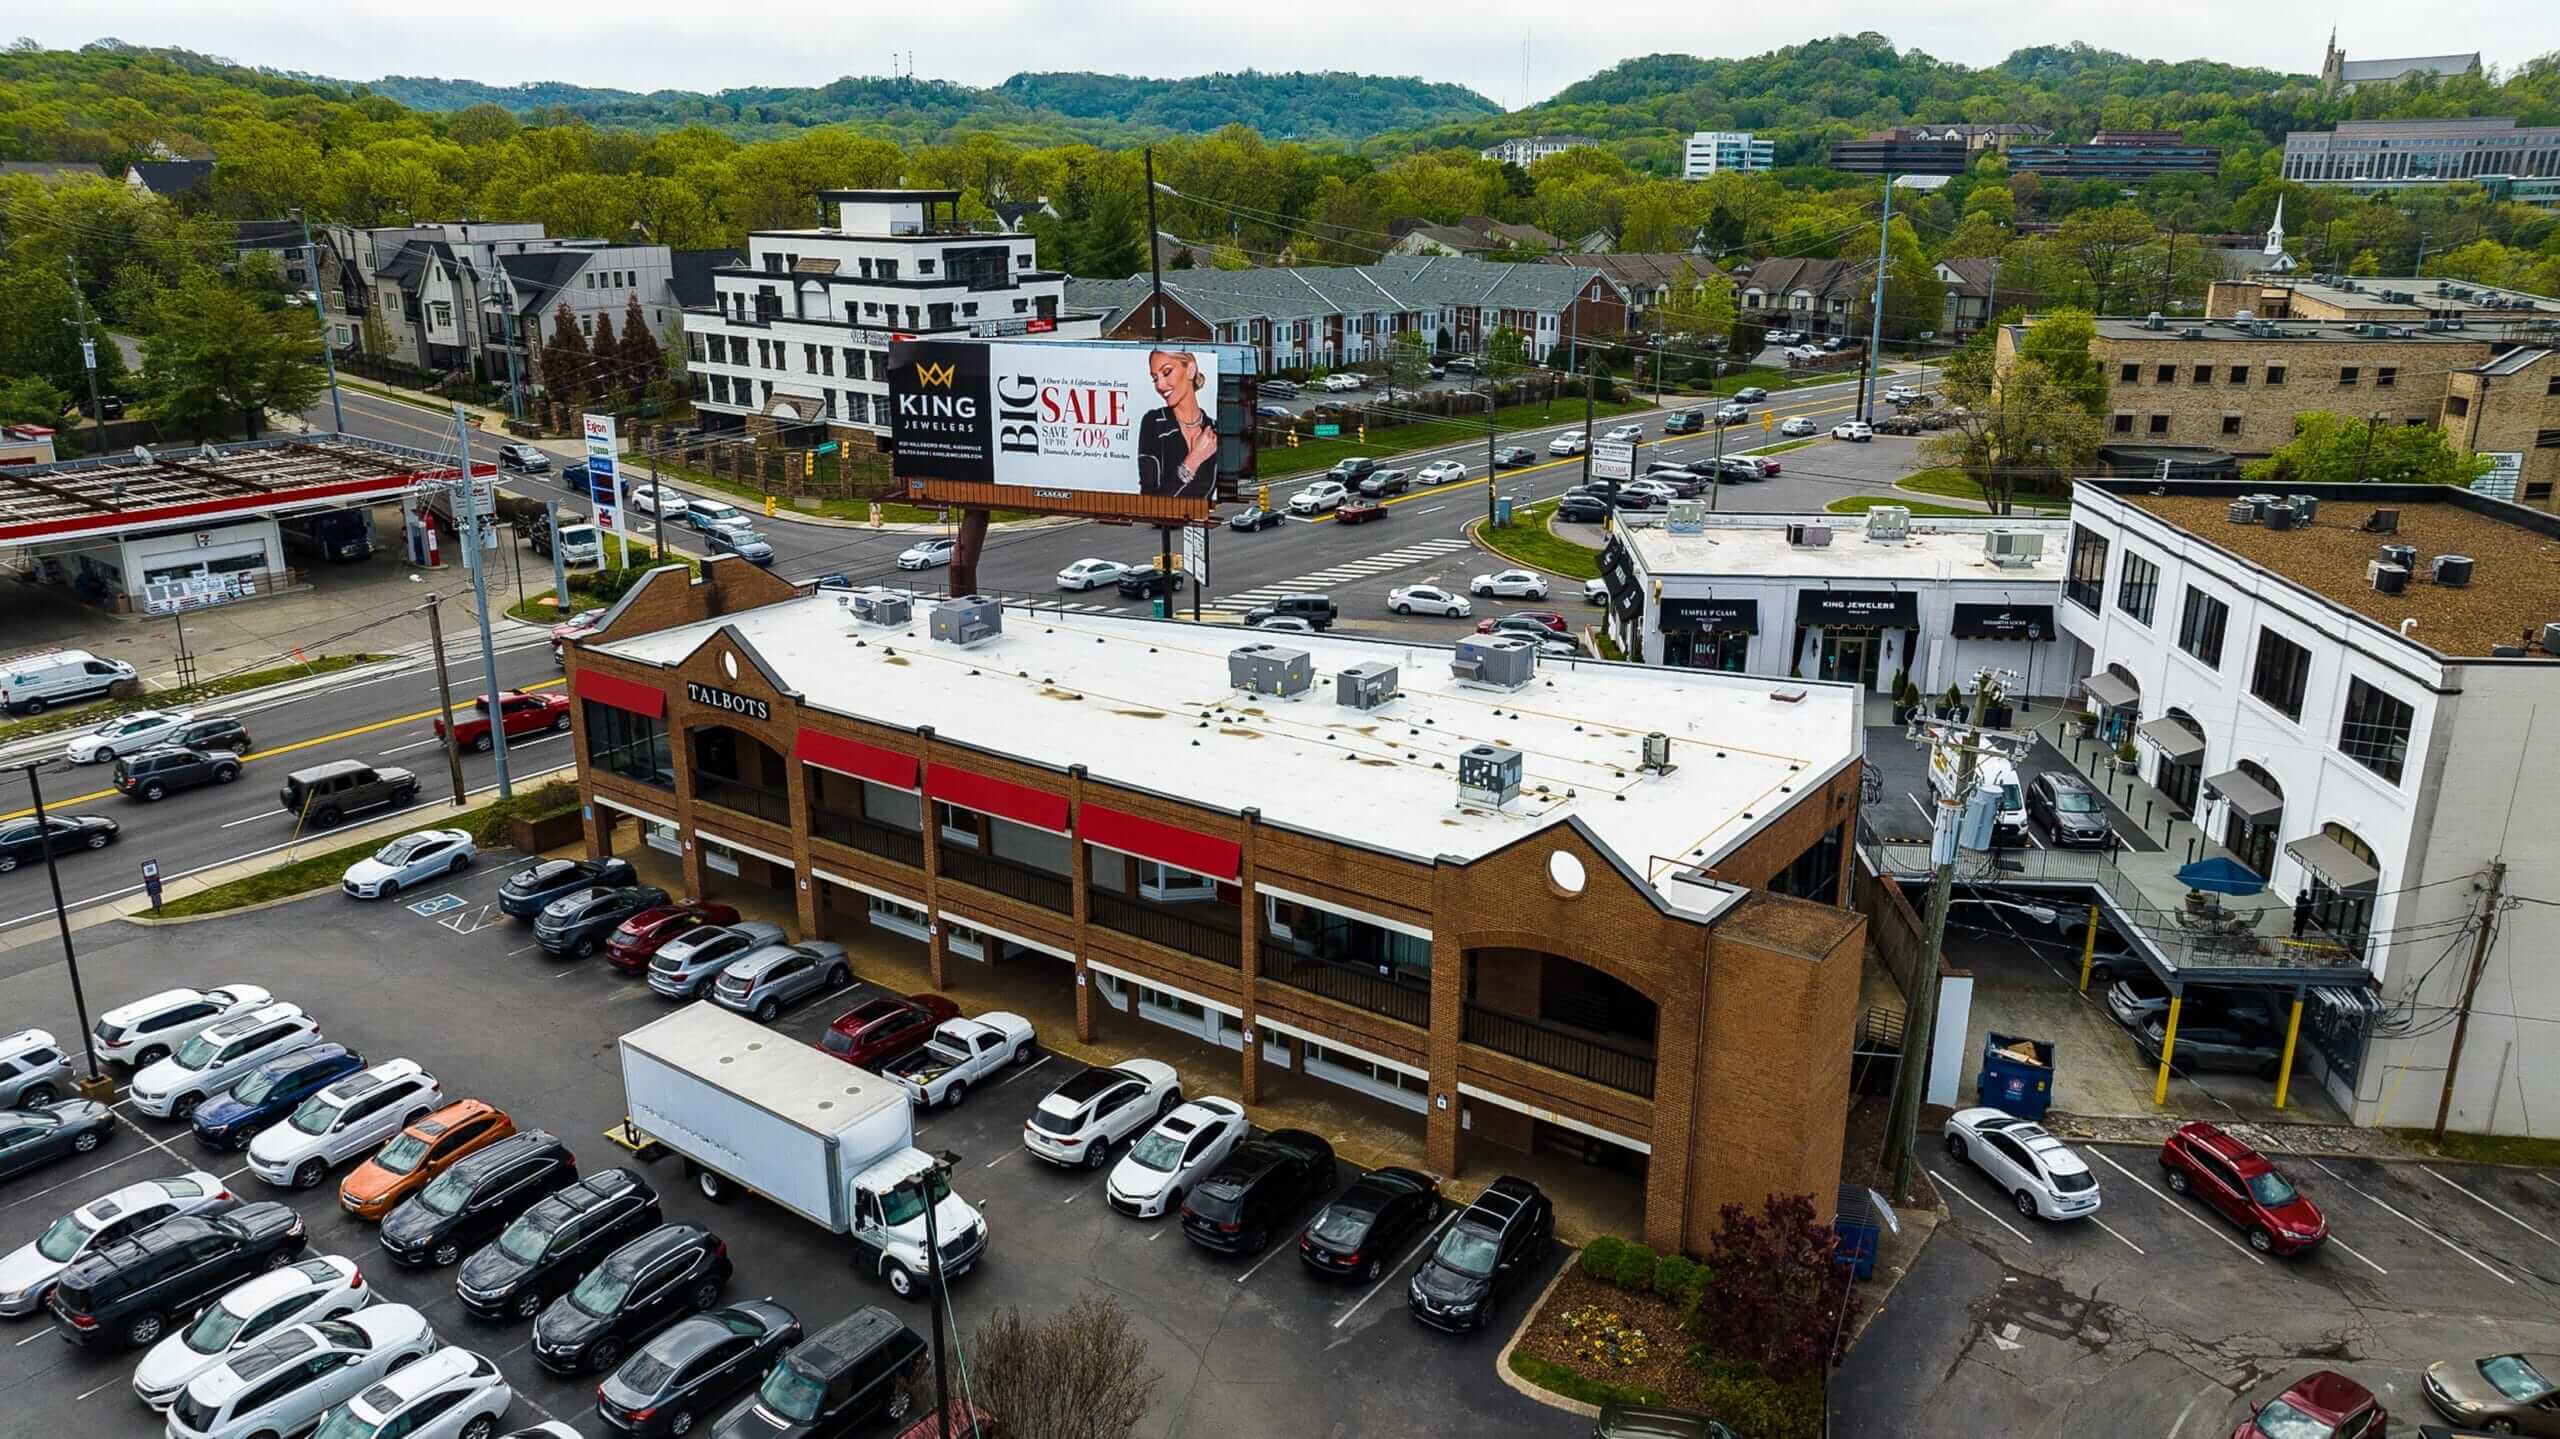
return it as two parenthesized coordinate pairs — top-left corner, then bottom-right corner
(1547, 850), (1586, 897)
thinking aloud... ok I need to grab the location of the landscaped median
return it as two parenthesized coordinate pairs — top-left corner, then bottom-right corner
(1894, 467), (2067, 515)
(0, 653), (387, 747)
(1469, 499), (1601, 581)
(506, 543), (698, 624)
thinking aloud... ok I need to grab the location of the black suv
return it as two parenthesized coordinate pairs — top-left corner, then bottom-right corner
(168, 714), (253, 754)
(1117, 566), (1185, 599)
(534, 885), (673, 959)
(113, 745), (243, 801)
(1408, 1176), (1553, 1332)
(1243, 594), (1337, 630)
(500, 856), (640, 919)
(381, 1129), (580, 1268)
(533, 1223), (732, 1375)
(710, 1306), (927, 1439)
(1662, 409), (1705, 434)
(277, 761), (418, 828)
(458, 1167), (662, 1321)
(49, 1202), (307, 1349)
(1180, 1129), (1337, 1254)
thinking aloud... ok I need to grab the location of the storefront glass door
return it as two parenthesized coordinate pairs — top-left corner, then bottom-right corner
(1818, 631), (1881, 688)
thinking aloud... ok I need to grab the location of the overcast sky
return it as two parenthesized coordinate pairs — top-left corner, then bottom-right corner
(39, 2), (2559, 109)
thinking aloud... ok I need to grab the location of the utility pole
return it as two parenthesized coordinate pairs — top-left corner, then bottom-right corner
(62, 256), (108, 441)
(1885, 669), (2016, 1203)
(1708, 406), (1726, 511)
(1580, 344), (1595, 490)
(2432, 860), (2507, 1145)
(420, 595), (469, 805)
(453, 404), (514, 800)
(494, 275), (525, 423)
(547, 502), (570, 616)
(1861, 174), (1894, 425)
(293, 209), (346, 434)
(14, 762), (106, 1087)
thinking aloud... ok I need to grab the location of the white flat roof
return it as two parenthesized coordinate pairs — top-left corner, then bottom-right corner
(1623, 514), (2069, 584)
(599, 596), (1863, 910)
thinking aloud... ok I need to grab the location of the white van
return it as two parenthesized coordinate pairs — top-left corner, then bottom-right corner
(1930, 748), (2028, 845)
(0, 649), (137, 715)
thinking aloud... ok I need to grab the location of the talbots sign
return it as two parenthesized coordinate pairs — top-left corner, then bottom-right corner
(684, 681), (771, 722)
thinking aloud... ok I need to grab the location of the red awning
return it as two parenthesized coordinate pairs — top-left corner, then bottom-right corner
(926, 764), (1070, 833)
(1082, 804), (1241, 880)
(795, 728), (918, 789)
(574, 668), (666, 718)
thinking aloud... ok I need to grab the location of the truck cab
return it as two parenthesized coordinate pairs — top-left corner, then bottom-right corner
(849, 1150), (986, 1299)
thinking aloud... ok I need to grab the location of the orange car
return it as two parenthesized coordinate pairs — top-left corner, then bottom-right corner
(337, 1099), (515, 1221)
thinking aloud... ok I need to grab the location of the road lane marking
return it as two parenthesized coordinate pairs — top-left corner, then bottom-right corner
(2421, 1163), (2560, 1248)
(1929, 1168), (2034, 1244)
(1333, 1209), (1457, 1328)
(220, 807), (291, 829)
(2307, 1158), (2512, 1285)
(2085, 1149), (2264, 1265)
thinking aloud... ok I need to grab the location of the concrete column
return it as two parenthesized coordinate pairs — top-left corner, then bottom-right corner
(1069, 766), (1094, 1045)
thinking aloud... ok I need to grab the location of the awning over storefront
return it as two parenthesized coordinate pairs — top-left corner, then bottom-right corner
(2138, 714), (2206, 764)
(2203, 768), (2282, 823)
(1950, 603), (2054, 641)
(2080, 671), (2138, 710)
(1082, 803), (1242, 881)
(795, 727), (918, 789)
(1658, 596), (1759, 633)
(1795, 589), (1917, 628)
(574, 668), (666, 718)
(926, 763), (1072, 833)
(2286, 833), (2379, 895)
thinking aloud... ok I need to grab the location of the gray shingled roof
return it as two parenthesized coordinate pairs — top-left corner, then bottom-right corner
(127, 160), (213, 196)
(1066, 255), (1626, 334)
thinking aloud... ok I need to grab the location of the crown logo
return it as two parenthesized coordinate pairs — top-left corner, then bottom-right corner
(914, 361), (958, 388)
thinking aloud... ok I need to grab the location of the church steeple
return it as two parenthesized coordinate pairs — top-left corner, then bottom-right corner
(2265, 196), (2286, 257)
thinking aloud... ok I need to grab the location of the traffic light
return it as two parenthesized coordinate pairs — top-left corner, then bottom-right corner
(1358, 424), (1367, 441)
(1762, 411), (1774, 432)
(764, 494), (778, 517)
(1287, 431), (1299, 447)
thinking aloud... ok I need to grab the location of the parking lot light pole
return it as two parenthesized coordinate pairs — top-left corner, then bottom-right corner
(13, 762), (107, 1088)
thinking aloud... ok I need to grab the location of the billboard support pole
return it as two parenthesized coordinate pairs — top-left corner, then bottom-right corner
(950, 508), (988, 599)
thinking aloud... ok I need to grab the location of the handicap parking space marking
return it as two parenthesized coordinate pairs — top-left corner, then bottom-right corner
(408, 893), (467, 917)
(2421, 1164), (2560, 1249)
(2086, 1149), (2264, 1266)
(438, 904), (503, 935)
(1928, 1167), (2035, 1246)
(2308, 1158), (2512, 1286)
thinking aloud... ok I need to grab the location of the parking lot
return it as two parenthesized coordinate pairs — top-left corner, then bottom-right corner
(0, 867), (1567, 1438)
(1839, 1124), (2560, 1436)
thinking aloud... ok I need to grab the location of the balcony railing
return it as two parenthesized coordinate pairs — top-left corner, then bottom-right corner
(1462, 1004), (1656, 1098)
(1261, 952), (1430, 1028)
(1089, 889), (1240, 968)
(693, 773), (791, 826)
(937, 845), (1073, 913)
(810, 806), (924, 869)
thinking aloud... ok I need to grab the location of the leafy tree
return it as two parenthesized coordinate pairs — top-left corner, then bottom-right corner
(1928, 329), (2104, 514)
(616, 295), (662, 395)
(1657, 261), (1737, 341)
(136, 270), (326, 440)
(0, 374), (68, 430)
(1482, 325), (1529, 380)
(2058, 206), (2156, 313)
(1880, 216), (1943, 340)
(2013, 308), (2108, 415)
(2242, 412), (2493, 488)
(964, 1297), (1157, 1439)
(1691, 1194), (1859, 1383)
(538, 301), (591, 400)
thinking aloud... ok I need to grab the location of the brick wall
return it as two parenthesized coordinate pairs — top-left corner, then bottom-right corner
(2444, 351), (2560, 510)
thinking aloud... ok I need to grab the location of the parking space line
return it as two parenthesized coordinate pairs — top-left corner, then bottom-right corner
(1334, 1211), (1456, 1328)
(14, 1144), (155, 1203)
(109, 1108), (198, 1171)
(74, 1374), (124, 1400)
(992, 1055), (1053, 1090)
(15, 1328), (49, 1345)
(1928, 1168), (2033, 1245)
(2308, 1159), (2513, 1285)
(2089, 1216), (2144, 1254)
(219, 1164), (248, 1182)
(2086, 1150), (2264, 1265)
(2324, 1234), (2389, 1276)
(1907, 793), (1932, 830)
(984, 1151), (1010, 1169)
(2421, 1164), (2560, 1248)
(1234, 1233), (1296, 1284)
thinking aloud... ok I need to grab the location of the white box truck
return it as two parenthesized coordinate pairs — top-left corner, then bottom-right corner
(618, 1003), (987, 1300)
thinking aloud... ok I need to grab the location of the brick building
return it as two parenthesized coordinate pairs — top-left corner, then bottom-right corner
(560, 562), (1869, 1251)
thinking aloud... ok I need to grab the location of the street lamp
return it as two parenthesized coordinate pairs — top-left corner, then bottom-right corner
(10, 762), (110, 1092)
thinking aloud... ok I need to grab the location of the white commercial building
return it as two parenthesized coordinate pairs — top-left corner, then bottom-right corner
(681, 188), (1101, 447)
(1607, 510), (2073, 699)
(1479, 135), (1602, 168)
(2055, 479), (2560, 1133)
(1682, 131), (1775, 179)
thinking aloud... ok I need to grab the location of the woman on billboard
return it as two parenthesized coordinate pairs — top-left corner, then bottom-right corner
(1136, 349), (1219, 500)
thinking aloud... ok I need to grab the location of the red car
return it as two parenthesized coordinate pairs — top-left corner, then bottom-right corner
(1750, 455), (1782, 476)
(2161, 1121), (2327, 1255)
(1476, 611), (1568, 635)
(822, 993), (961, 1069)
(1336, 498), (1389, 525)
(2232, 1371), (2383, 1439)
(434, 690), (573, 752)
(604, 900), (742, 972)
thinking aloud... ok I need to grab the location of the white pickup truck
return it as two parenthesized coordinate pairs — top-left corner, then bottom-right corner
(884, 1013), (1037, 1109)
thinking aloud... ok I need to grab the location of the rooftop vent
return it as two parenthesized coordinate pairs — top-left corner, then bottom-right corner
(1864, 505), (1911, 542)
(1665, 499), (1706, 534)
(2369, 561), (2408, 595)
(1641, 732), (1674, 773)
(1984, 529), (2044, 567)
(2143, 311), (2167, 331)
(2433, 554), (2474, 588)
(2494, 644), (2528, 658)
(1785, 522), (1834, 548)
(1228, 643), (1313, 698)
(2364, 508), (2400, 534)
(2543, 621), (2560, 655)
(2179, 326), (2206, 339)
(1335, 660), (1398, 711)
(1457, 744), (1522, 809)
(1449, 635), (1537, 691)
(927, 595), (1002, 648)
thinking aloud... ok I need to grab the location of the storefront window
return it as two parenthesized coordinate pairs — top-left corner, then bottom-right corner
(583, 701), (672, 790)
(1666, 630), (1749, 672)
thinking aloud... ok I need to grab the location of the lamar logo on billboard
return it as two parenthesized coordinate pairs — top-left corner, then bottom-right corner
(684, 681), (771, 722)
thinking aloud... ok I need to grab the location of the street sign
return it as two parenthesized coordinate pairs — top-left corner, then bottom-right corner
(1313, 423), (1341, 438)
(140, 860), (161, 911)
(1593, 439), (1636, 481)
(1182, 524), (1209, 589)
(814, 441), (840, 455)
(582, 414), (621, 532)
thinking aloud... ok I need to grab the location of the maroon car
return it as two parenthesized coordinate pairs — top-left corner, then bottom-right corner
(603, 900), (742, 973)
(2232, 1370), (2382, 1439)
(2161, 1121), (2328, 1255)
(822, 993), (961, 1068)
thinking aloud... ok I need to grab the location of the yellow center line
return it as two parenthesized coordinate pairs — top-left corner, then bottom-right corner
(3, 677), (567, 820)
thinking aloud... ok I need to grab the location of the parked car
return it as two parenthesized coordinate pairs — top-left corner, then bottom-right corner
(706, 528), (776, 566)
(0, 812), (119, 871)
(647, 922), (789, 1001)
(48, 1201), (307, 1350)
(113, 745), (243, 802)
(2235, 1372), (2384, 1439)
(498, 444), (552, 473)
(130, 1255), (369, 1410)
(1780, 416), (1818, 437)
(532, 1223), (732, 1375)
(456, 1168), (662, 1323)
(820, 994), (961, 1071)
(436, 691), (574, 753)
(1407, 1176), (1553, 1332)
(338, 1098), (516, 1222)
(1336, 497), (1389, 525)
(378, 1129), (579, 1269)
(2024, 773), (2112, 848)
(895, 538), (957, 571)
(1022, 1060), (1181, 1170)
(537, 885), (677, 960)
(130, 1002), (325, 1121)
(1226, 505), (1286, 532)
(683, 500), (751, 534)
(606, 902), (743, 973)
(67, 709), (194, 764)
(707, 1307), (926, 1439)
(2423, 1352), (2560, 1434)
(499, 857), (640, 920)
(1253, 404), (1289, 419)
(1477, 611), (1567, 636)
(1320, 372), (1365, 392)
(1416, 460), (1467, 485)
(1594, 1404), (1739, 1439)
(709, 941), (853, 1023)
(1107, 1096), (1246, 1219)
(1358, 468), (1410, 497)
(162, 1306), (441, 1439)
(91, 985), (273, 1069)
(882, 1014), (1037, 1108)
(1943, 1108), (2101, 1221)
(1555, 495), (1611, 524)
(1548, 431), (1587, 456)
(1182, 1130), (1335, 1254)
(1443, 357), (1481, 375)
(278, 761), (417, 829)
(1470, 570), (1550, 600)
(1602, 424), (1644, 443)
(1388, 584), (1470, 618)
(1290, 481), (1350, 515)
(247, 1059), (444, 1191)
(552, 609), (607, 661)
(2159, 1121), (2327, 1254)
(1918, 409), (1954, 430)
(1055, 559), (1131, 591)
(1663, 410), (1704, 434)
(0, 1171), (233, 1317)
(340, 829), (476, 900)
(1493, 446), (1536, 468)
(300, 1345), (515, 1439)
(2104, 976), (2278, 1043)
(1623, 479), (1681, 505)
(1259, 378), (1301, 398)
(2135, 1014), (2287, 1079)
(1117, 565), (1184, 598)
(0, 647), (136, 716)
(1875, 414), (1923, 436)
(1299, 1165), (1440, 1282)
(1832, 420), (1874, 442)
(1253, 616), (1315, 633)
(598, 1300), (803, 1439)
(0, 1100), (114, 1181)
(192, 1045), (367, 1152)
(1242, 595), (1336, 630)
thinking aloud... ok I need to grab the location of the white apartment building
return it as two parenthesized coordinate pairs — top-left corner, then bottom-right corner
(1683, 131), (1775, 180)
(682, 189), (1101, 445)
(1479, 134), (1601, 168)
(2056, 479), (2560, 1134)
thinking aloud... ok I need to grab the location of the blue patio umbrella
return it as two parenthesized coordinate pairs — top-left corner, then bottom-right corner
(2177, 855), (2266, 897)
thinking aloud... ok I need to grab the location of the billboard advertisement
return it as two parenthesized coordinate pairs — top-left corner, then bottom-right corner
(890, 340), (1229, 521)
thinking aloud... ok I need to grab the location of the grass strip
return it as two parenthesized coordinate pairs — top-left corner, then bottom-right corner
(1474, 500), (1602, 581)
(0, 654), (384, 745)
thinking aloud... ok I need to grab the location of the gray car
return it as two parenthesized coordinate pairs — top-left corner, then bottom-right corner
(707, 528), (775, 566)
(710, 942), (852, 1023)
(0, 1030), (73, 1108)
(647, 922), (787, 1000)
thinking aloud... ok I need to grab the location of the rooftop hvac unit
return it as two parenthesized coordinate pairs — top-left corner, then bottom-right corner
(1449, 635), (1537, 691)
(1864, 505), (1911, 542)
(2227, 500), (2259, 524)
(2544, 622), (2560, 655)
(1642, 732), (1673, 772)
(1785, 522), (1834, 548)
(1335, 660), (1399, 711)
(2142, 312), (2167, 331)
(2288, 494), (2320, 521)
(1984, 529), (2045, 566)
(840, 589), (912, 627)
(2264, 502), (2298, 531)
(1456, 744), (1522, 809)
(2433, 554), (2475, 587)
(2366, 508), (2400, 534)
(927, 595), (1003, 648)
(1666, 499), (1706, 534)
(2380, 542), (2418, 572)
(2180, 326), (2206, 340)
(2369, 561), (2408, 595)
(1228, 643), (1313, 698)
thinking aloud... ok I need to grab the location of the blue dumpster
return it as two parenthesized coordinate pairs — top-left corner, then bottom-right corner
(1975, 1032), (2056, 1120)
(1494, 496), (1514, 526)
(1831, 1184), (1879, 1280)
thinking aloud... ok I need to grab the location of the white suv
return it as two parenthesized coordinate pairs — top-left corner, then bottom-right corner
(1022, 1060), (1181, 1170)
(248, 1061), (443, 1191)
(130, 1004), (324, 1120)
(165, 1306), (439, 1439)
(92, 985), (274, 1068)
(1548, 430), (1587, 456)
(1288, 481), (1348, 514)
(304, 1344), (512, 1439)
(133, 1255), (369, 1409)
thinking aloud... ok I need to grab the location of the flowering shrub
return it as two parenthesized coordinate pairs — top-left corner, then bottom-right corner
(1559, 1304), (1651, 1370)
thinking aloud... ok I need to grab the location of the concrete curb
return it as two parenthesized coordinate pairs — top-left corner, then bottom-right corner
(1459, 513), (1595, 590)
(1491, 1260), (1601, 1419)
